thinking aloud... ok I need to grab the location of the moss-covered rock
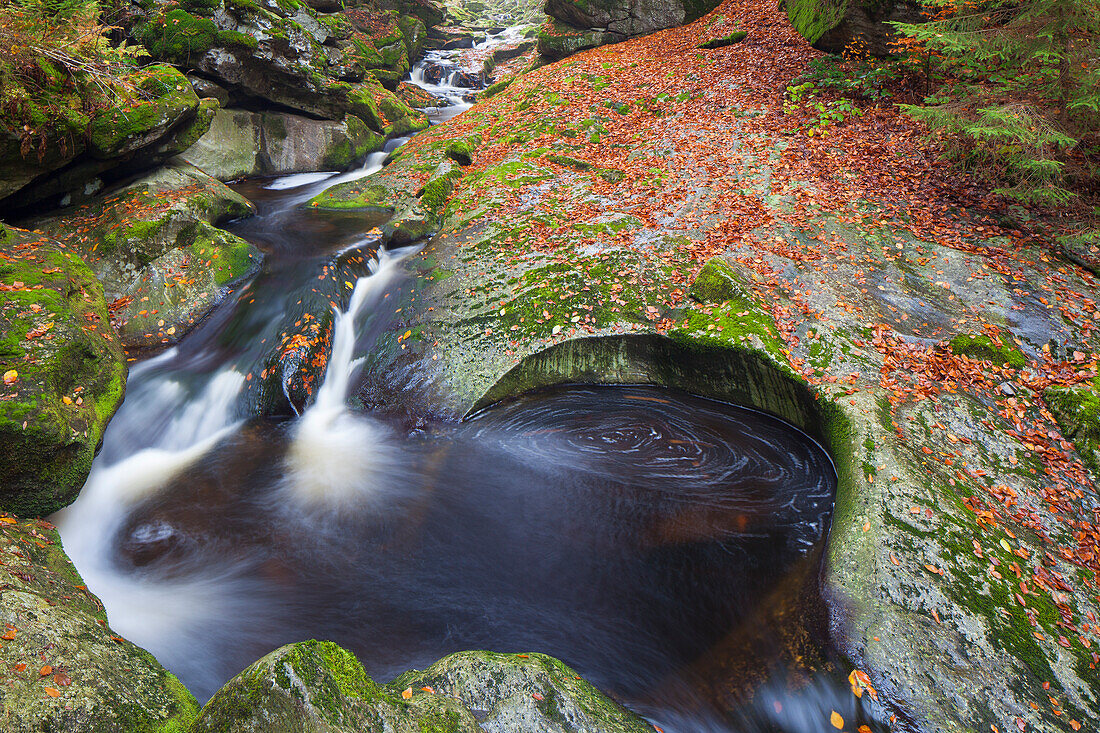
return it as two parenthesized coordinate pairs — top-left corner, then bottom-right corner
(33, 160), (260, 348)
(191, 641), (653, 733)
(444, 135), (482, 166)
(190, 640), (482, 733)
(0, 226), (126, 517)
(541, 0), (721, 59)
(947, 333), (1026, 369)
(785, 0), (925, 55)
(87, 65), (204, 159)
(0, 514), (200, 730)
(688, 257), (754, 304)
(392, 651), (656, 733)
(1045, 378), (1100, 475)
(0, 64), (208, 213)
(126, 0), (435, 134)
(536, 21), (616, 61)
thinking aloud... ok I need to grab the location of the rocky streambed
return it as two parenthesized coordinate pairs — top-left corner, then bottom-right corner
(3, 0), (1100, 729)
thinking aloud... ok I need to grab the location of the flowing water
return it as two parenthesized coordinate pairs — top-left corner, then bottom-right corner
(54, 48), (885, 733)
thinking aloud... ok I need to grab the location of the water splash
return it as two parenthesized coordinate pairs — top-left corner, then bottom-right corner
(281, 247), (411, 511)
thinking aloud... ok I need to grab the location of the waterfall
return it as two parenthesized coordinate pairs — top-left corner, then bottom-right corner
(280, 247), (412, 511)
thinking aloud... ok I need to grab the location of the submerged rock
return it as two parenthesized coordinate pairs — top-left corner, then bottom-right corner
(0, 226), (126, 517)
(191, 641), (654, 733)
(0, 515), (199, 730)
(33, 160), (261, 349)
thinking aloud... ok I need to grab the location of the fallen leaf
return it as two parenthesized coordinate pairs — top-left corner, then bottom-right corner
(39, 665), (52, 677)
(831, 710), (844, 729)
(401, 687), (412, 700)
(2, 370), (16, 385)
(44, 687), (60, 698)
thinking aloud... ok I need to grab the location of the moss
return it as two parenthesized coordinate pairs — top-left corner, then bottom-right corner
(1045, 377), (1100, 474)
(698, 31), (747, 48)
(482, 78), (514, 98)
(445, 136), (481, 166)
(0, 228), (126, 516)
(688, 258), (754, 304)
(138, 9), (218, 62)
(948, 333), (1026, 368)
(88, 65), (198, 156)
(785, 0), (847, 43)
(215, 29), (259, 49)
(419, 169), (464, 218)
(308, 183), (394, 211)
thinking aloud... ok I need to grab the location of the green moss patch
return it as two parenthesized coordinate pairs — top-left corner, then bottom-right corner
(948, 333), (1026, 369)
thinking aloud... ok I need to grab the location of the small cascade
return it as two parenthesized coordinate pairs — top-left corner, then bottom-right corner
(281, 247), (411, 511)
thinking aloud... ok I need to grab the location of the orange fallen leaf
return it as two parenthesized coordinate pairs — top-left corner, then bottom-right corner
(44, 687), (59, 698)
(830, 710), (844, 729)
(53, 672), (71, 687)
(39, 665), (52, 677)
(401, 687), (412, 700)
(532, 692), (544, 701)
(2, 370), (16, 385)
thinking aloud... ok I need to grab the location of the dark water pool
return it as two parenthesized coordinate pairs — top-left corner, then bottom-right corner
(97, 383), (862, 730)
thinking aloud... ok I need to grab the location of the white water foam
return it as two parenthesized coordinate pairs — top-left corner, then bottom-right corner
(282, 248), (411, 511)
(264, 172), (339, 190)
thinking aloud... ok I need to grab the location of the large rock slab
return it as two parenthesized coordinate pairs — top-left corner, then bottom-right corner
(541, 0), (719, 58)
(0, 514), (200, 730)
(181, 109), (384, 180)
(335, 13), (1100, 730)
(0, 226), (126, 517)
(33, 161), (261, 349)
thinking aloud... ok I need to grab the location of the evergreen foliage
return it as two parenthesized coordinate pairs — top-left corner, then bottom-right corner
(893, 0), (1100, 205)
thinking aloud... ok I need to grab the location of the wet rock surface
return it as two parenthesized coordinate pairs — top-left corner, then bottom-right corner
(0, 226), (126, 517)
(310, 2), (1100, 729)
(0, 515), (199, 731)
(181, 108), (385, 180)
(32, 160), (261, 349)
(190, 641), (653, 733)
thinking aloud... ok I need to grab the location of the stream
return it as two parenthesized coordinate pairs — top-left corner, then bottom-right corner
(54, 42), (877, 733)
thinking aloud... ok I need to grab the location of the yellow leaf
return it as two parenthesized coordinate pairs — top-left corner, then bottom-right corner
(401, 687), (412, 700)
(62, 396), (73, 405)
(999, 539), (1012, 553)
(831, 710), (844, 729)
(2, 369), (16, 385)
